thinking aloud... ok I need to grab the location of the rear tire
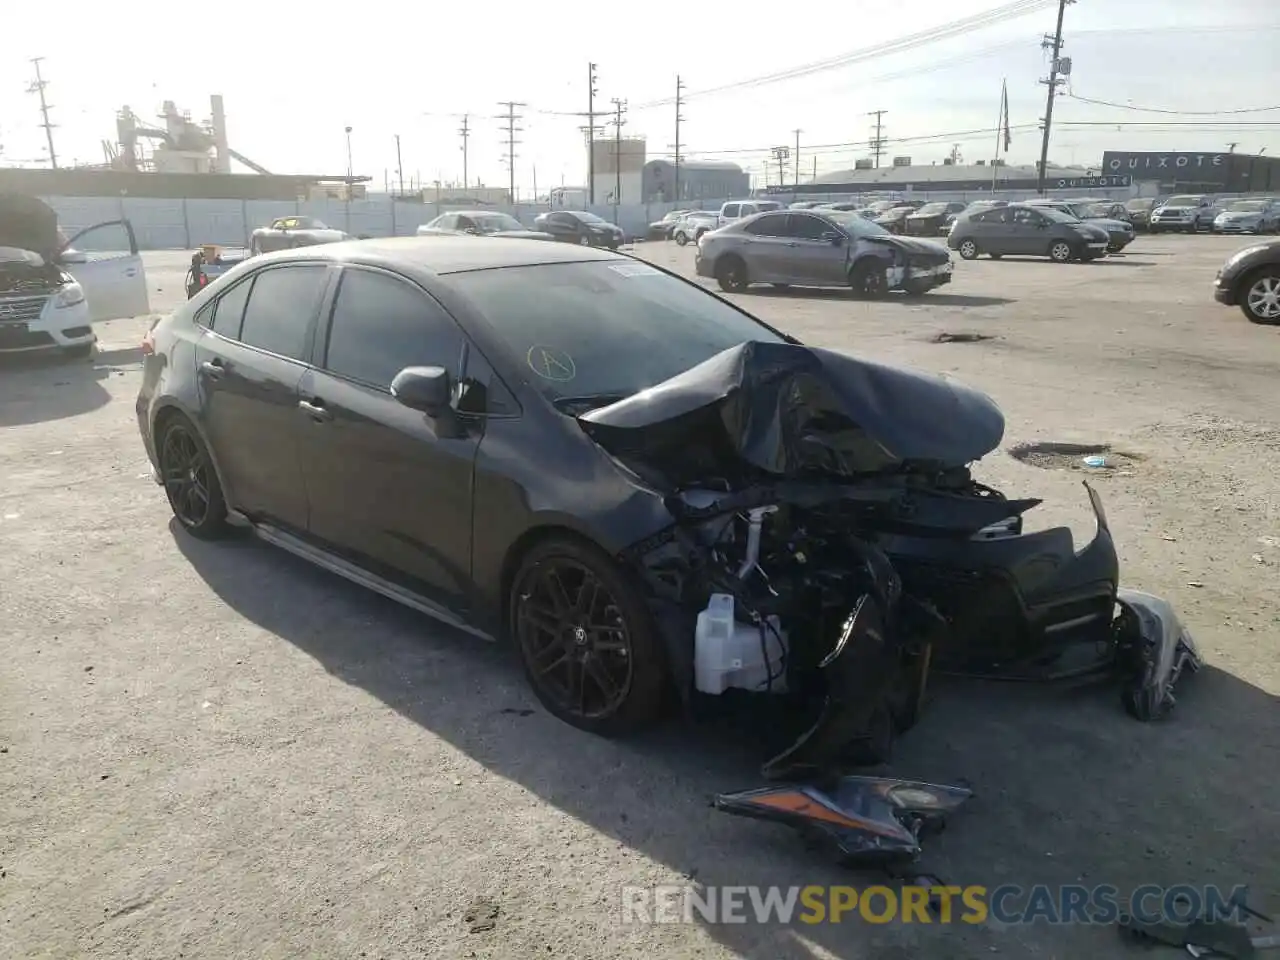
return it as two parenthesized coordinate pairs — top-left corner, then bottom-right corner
(156, 414), (229, 540)
(674, 231), (689, 246)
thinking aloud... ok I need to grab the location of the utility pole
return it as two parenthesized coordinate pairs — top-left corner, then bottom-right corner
(394, 134), (404, 196)
(459, 115), (470, 189)
(497, 102), (525, 205)
(610, 98), (628, 205)
(770, 146), (790, 188)
(1036, 0), (1075, 196)
(868, 110), (887, 168)
(27, 57), (59, 169)
(674, 75), (686, 204)
(793, 128), (802, 189)
(587, 63), (599, 204)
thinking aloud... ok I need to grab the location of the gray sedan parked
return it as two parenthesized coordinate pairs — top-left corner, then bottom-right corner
(947, 204), (1110, 263)
(694, 208), (953, 297)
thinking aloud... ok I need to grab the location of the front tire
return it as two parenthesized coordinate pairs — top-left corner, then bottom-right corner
(578, 233), (591, 246)
(509, 537), (668, 736)
(1239, 268), (1280, 325)
(1048, 239), (1075, 263)
(957, 238), (979, 260)
(674, 231), (689, 247)
(157, 415), (229, 540)
(716, 255), (748, 292)
(848, 258), (889, 298)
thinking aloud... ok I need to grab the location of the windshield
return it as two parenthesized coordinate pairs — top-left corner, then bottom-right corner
(576, 211), (608, 224)
(1164, 196), (1202, 207)
(448, 260), (787, 405)
(822, 211), (892, 237)
(1037, 207), (1081, 224)
(1225, 200), (1268, 212)
(915, 203), (947, 215)
(661, 211), (685, 221)
(474, 213), (525, 232)
(1125, 198), (1155, 211)
(756, 201), (783, 212)
(1078, 204), (1110, 218)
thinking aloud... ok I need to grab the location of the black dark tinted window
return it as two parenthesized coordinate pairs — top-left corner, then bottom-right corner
(323, 268), (463, 389)
(238, 265), (329, 361)
(211, 277), (253, 339)
(788, 214), (831, 240)
(744, 214), (787, 237)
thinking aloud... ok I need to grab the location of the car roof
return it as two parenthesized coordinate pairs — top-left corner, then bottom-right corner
(248, 235), (624, 276)
(441, 210), (512, 217)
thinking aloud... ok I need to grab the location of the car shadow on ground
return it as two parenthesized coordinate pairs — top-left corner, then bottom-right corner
(0, 350), (117, 427)
(174, 525), (1280, 959)
(747, 287), (1017, 308)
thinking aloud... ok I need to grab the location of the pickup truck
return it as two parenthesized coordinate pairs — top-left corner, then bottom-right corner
(670, 199), (785, 246)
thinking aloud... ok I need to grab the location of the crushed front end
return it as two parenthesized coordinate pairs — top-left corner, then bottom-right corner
(582, 341), (1200, 797)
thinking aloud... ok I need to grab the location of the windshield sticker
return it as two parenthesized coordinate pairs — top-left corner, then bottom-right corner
(527, 345), (577, 382)
(608, 262), (661, 278)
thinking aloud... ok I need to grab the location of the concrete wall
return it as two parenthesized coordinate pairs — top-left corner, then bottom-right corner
(41, 195), (712, 250)
(42, 185), (1273, 251)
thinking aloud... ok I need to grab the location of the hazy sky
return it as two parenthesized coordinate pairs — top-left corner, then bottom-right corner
(3, 0), (1278, 194)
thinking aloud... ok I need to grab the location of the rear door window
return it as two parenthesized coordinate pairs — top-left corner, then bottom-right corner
(237, 264), (329, 361)
(744, 214), (788, 237)
(210, 277), (253, 340)
(787, 214), (831, 240)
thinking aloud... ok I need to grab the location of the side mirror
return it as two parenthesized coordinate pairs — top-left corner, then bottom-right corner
(822, 231), (845, 245)
(391, 365), (451, 416)
(59, 248), (87, 264)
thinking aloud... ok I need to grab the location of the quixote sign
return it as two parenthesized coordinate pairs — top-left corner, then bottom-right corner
(1051, 175), (1131, 189)
(1101, 151), (1229, 177)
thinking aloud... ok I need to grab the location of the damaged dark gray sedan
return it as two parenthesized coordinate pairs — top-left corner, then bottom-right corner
(137, 236), (1198, 791)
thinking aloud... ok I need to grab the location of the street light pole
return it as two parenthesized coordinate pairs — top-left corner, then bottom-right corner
(343, 126), (353, 232)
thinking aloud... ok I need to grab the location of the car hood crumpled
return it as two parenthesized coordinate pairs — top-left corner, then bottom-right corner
(0, 193), (61, 262)
(578, 340), (1004, 484)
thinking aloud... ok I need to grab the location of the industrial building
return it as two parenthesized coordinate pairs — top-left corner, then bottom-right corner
(590, 137), (647, 205)
(1100, 150), (1280, 194)
(0, 94), (368, 201)
(643, 159), (750, 203)
(772, 155), (1128, 197)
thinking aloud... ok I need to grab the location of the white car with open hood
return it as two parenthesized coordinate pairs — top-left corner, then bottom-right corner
(0, 194), (151, 357)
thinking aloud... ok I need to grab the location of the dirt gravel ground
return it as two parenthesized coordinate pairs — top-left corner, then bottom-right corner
(2, 233), (1277, 960)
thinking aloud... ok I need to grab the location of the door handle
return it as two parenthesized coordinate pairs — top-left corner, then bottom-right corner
(200, 359), (224, 379)
(298, 399), (333, 422)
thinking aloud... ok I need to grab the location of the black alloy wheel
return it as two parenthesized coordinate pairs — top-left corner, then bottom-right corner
(158, 418), (228, 539)
(511, 539), (666, 735)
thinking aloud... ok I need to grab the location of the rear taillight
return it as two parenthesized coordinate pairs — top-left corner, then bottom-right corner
(141, 331), (155, 356)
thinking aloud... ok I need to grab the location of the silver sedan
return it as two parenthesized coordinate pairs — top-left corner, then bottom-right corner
(693, 208), (954, 297)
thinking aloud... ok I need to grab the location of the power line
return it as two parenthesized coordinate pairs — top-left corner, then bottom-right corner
(458, 115), (470, 189)
(497, 101), (524, 204)
(1036, 0), (1074, 196)
(630, 0), (1056, 108)
(868, 110), (888, 168)
(1064, 91), (1280, 116)
(26, 57), (58, 169)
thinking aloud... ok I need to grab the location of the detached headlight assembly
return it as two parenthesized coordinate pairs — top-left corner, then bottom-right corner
(53, 282), (85, 309)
